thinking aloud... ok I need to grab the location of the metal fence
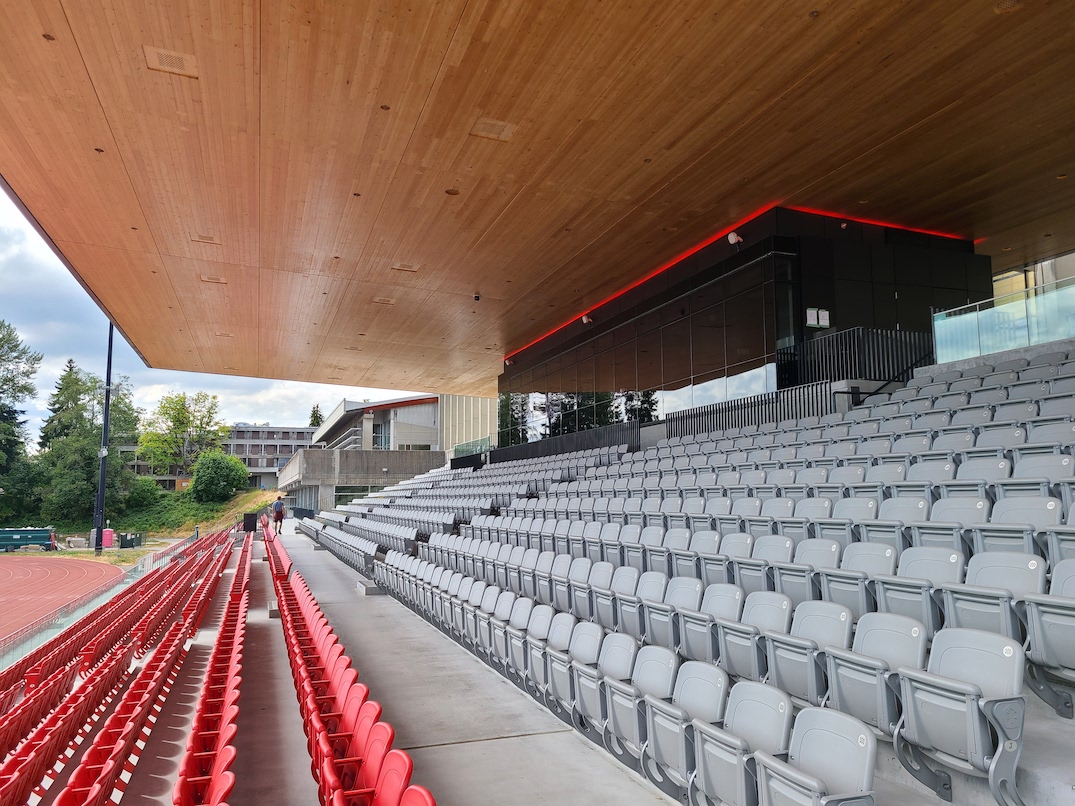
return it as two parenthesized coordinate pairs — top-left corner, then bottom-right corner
(666, 380), (835, 438)
(489, 420), (641, 464)
(780, 327), (934, 385)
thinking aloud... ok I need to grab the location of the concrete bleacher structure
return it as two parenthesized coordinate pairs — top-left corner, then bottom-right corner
(298, 345), (1075, 806)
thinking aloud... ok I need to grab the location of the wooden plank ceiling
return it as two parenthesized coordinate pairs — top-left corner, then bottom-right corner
(0, 0), (1072, 396)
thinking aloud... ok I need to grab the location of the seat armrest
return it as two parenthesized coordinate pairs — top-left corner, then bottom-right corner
(817, 568), (868, 583)
(643, 693), (687, 723)
(602, 677), (641, 698)
(897, 666), (983, 697)
(753, 749), (828, 795)
(763, 631), (817, 652)
(936, 582), (1014, 599)
(824, 645), (889, 672)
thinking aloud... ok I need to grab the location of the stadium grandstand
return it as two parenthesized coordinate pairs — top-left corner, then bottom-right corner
(0, 2), (1074, 806)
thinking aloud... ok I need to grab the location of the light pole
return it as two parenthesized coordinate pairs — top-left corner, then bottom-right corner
(93, 323), (114, 556)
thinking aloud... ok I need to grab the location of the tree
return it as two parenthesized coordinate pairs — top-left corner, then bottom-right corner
(139, 392), (229, 475)
(189, 450), (249, 502)
(39, 359), (93, 450)
(309, 404), (324, 428)
(0, 320), (42, 409)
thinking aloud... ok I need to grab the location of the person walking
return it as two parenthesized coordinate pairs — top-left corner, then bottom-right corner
(272, 495), (285, 532)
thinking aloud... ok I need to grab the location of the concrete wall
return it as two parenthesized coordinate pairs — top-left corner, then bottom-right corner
(277, 448), (447, 500)
(439, 394), (497, 453)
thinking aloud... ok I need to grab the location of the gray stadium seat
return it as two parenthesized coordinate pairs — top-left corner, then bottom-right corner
(900, 397), (935, 415)
(968, 496), (1062, 555)
(641, 662), (729, 799)
(813, 497), (878, 549)
(704, 532), (754, 586)
(602, 645), (680, 772)
(572, 561), (612, 620)
(553, 557), (591, 613)
(715, 498), (763, 535)
(646, 527), (691, 577)
(582, 521), (607, 563)
(825, 612), (928, 738)
(948, 376), (982, 392)
(970, 385), (1009, 406)
(873, 547), (966, 639)
(754, 708), (877, 806)
(675, 583), (744, 662)
(605, 523), (640, 565)
(741, 497), (796, 538)
(592, 564), (639, 631)
(846, 464), (905, 505)
(771, 538), (842, 607)
(669, 530), (721, 580)
(690, 681), (793, 806)
(753, 469), (796, 501)
(690, 497), (732, 533)
(777, 497), (834, 543)
(962, 426), (1026, 460)
(1018, 420), (1075, 458)
(1043, 509), (1075, 566)
(909, 496), (990, 552)
(571, 632), (638, 742)
(643, 576), (703, 649)
(936, 457), (1011, 499)
(765, 600), (853, 706)
(816, 542), (897, 621)
(624, 526), (665, 571)
(811, 466), (866, 500)
(715, 591), (792, 681)
(517, 605), (560, 695)
(1022, 558), (1075, 718)
(546, 621), (603, 722)
(860, 496), (929, 552)
(888, 459), (955, 501)
(617, 571), (668, 641)
(895, 628), (1027, 805)
(1029, 350), (1068, 366)
(489, 592), (527, 668)
(781, 467), (828, 501)
(730, 535), (795, 595)
(939, 551), (1045, 637)
(993, 356), (1030, 372)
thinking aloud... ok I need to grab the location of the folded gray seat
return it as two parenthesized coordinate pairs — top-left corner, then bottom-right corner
(521, 550), (553, 600)
(909, 496), (990, 552)
(582, 521), (612, 563)
(689, 681), (793, 806)
(993, 455), (1075, 509)
(771, 538), (842, 606)
(873, 547), (965, 639)
(642, 576), (703, 648)
(1020, 558), (1075, 717)
(939, 551), (1046, 638)
(539, 554), (571, 607)
(715, 590), (793, 681)
(592, 565), (639, 630)
(715, 497), (763, 535)
(507, 601), (549, 689)
(623, 525), (665, 571)
(703, 532), (754, 586)
(765, 600), (853, 707)
(753, 469), (795, 501)
(570, 632), (639, 743)
(668, 530), (721, 579)
(895, 628), (1027, 805)
(816, 542), (897, 621)
(467, 583), (501, 652)
(781, 466), (828, 500)
(1043, 508), (1075, 567)
(741, 497), (796, 538)
(776, 496), (834, 544)
(936, 457), (1012, 499)
(604, 523), (639, 565)
(859, 496), (929, 552)
(813, 497), (879, 549)
(968, 496), (1062, 555)
(646, 527), (691, 576)
(641, 661), (729, 799)
(616, 571), (669, 640)
(729, 534), (796, 596)
(553, 557), (591, 613)
(485, 590), (520, 667)
(602, 645), (680, 770)
(754, 708), (877, 806)
(825, 612), (928, 738)
(675, 583), (744, 662)
(545, 620), (602, 723)
(845, 464), (904, 505)
(567, 520), (588, 559)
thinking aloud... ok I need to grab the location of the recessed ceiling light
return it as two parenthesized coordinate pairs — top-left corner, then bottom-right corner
(200, 274), (227, 284)
(445, 188), (460, 196)
(1003, 246), (1013, 251)
(379, 104), (390, 111)
(42, 34), (55, 41)
(390, 263), (418, 273)
(94, 148), (104, 153)
(470, 117), (517, 142)
(223, 365), (238, 370)
(858, 199), (869, 204)
(993, 0), (1023, 13)
(1044, 233), (1053, 237)
(353, 192), (361, 197)
(372, 297), (396, 305)
(1058, 174), (1069, 180)
(214, 332), (235, 338)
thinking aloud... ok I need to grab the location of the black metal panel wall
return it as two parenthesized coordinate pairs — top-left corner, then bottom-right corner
(666, 380), (835, 438)
(488, 420), (640, 464)
(450, 452), (486, 471)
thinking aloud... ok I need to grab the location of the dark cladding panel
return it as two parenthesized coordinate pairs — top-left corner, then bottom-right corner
(661, 318), (692, 386)
(834, 280), (875, 330)
(872, 283), (898, 329)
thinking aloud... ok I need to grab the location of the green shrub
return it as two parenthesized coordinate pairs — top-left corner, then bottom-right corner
(189, 450), (249, 503)
(125, 475), (161, 510)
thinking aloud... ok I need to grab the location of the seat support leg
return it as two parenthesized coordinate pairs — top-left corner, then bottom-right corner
(894, 716), (953, 802)
(981, 697), (1028, 806)
(1024, 661), (1074, 719)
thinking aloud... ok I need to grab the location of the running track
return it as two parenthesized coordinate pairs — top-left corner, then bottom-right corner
(0, 557), (122, 641)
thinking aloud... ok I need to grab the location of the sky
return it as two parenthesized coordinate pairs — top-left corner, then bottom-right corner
(0, 190), (420, 442)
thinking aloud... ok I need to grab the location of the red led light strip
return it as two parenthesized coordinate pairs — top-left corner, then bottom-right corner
(504, 204), (968, 360)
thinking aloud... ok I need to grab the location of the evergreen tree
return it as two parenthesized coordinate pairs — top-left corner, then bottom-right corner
(39, 359), (92, 450)
(309, 404), (324, 428)
(0, 320), (42, 409)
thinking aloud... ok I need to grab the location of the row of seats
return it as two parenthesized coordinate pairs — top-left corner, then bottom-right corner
(375, 543), (1029, 806)
(265, 529), (436, 806)
(298, 521), (378, 574)
(175, 534), (253, 806)
(420, 529), (1075, 716)
(0, 663), (80, 759)
(318, 513), (417, 553)
(371, 496), (494, 521)
(905, 350), (1075, 383)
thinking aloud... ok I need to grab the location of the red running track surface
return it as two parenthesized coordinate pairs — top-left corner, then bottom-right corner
(0, 558), (123, 641)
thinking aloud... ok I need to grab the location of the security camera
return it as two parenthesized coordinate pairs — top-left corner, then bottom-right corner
(727, 232), (744, 245)
(582, 314), (593, 324)
(473, 293), (481, 301)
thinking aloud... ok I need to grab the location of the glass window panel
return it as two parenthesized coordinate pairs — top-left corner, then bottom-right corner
(726, 363), (770, 401)
(636, 329), (662, 389)
(691, 373), (729, 407)
(614, 342), (636, 392)
(661, 300), (690, 327)
(725, 286), (766, 366)
(560, 363), (576, 395)
(614, 322), (636, 345)
(661, 318), (692, 385)
(691, 303), (725, 377)
(576, 357), (594, 392)
(692, 277), (725, 311)
(594, 350), (615, 394)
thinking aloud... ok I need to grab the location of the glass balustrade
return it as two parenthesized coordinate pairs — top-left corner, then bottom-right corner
(933, 277), (1075, 363)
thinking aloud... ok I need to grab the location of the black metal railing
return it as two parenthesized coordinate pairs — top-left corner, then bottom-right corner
(488, 420), (641, 464)
(778, 327), (934, 386)
(666, 380), (834, 438)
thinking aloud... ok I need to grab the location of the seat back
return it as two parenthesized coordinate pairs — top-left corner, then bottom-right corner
(784, 708), (876, 796)
(567, 622), (604, 665)
(597, 633), (639, 678)
(831, 497), (878, 521)
(792, 497), (833, 519)
(926, 628), (1024, 698)
(689, 530), (721, 554)
(587, 561), (614, 588)
(1013, 455), (1074, 481)
(851, 612), (928, 671)
(640, 526), (665, 548)
(731, 498), (762, 517)
(751, 535), (795, 563)
(789, 601), (853, 649)
(741, 591), (793, 632)
(700, 583), (744, 620)
(635, 571), (669, 603)
(931, 497), (990, 525)
(720, 533), (754, 558)
(610, 565), (640, 595)
(545, 612), (576, 650)
(840, 542), (897, 575)
(878, 496), (929, 521)
(1049, 559), (1075, 596)
(508, 597), (534, 630)
(964, 552), (1046, 596)
(661, 576), (703, 610)
(990, 497), (1062, 528)
(723, 681), (794, 754)
(705, 497), (733, 516)
(662, 528), (691, 551)
(631, 645), (680, 699)
(550, 554), (572, 580)
(956, 457), (1011, 482)
(897, 547), (966, 584)
(493, 590), (516, 620)
(671, 661), (729, 724)
(567, 557), (592, 584)
(792, 538), (841, 568)
(795, 467), (828, 485)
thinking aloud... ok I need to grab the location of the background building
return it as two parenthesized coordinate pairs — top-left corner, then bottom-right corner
(223, 423), (316, 490)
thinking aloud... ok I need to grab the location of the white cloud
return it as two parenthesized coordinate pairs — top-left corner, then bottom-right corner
(0, 190), (420, 439)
